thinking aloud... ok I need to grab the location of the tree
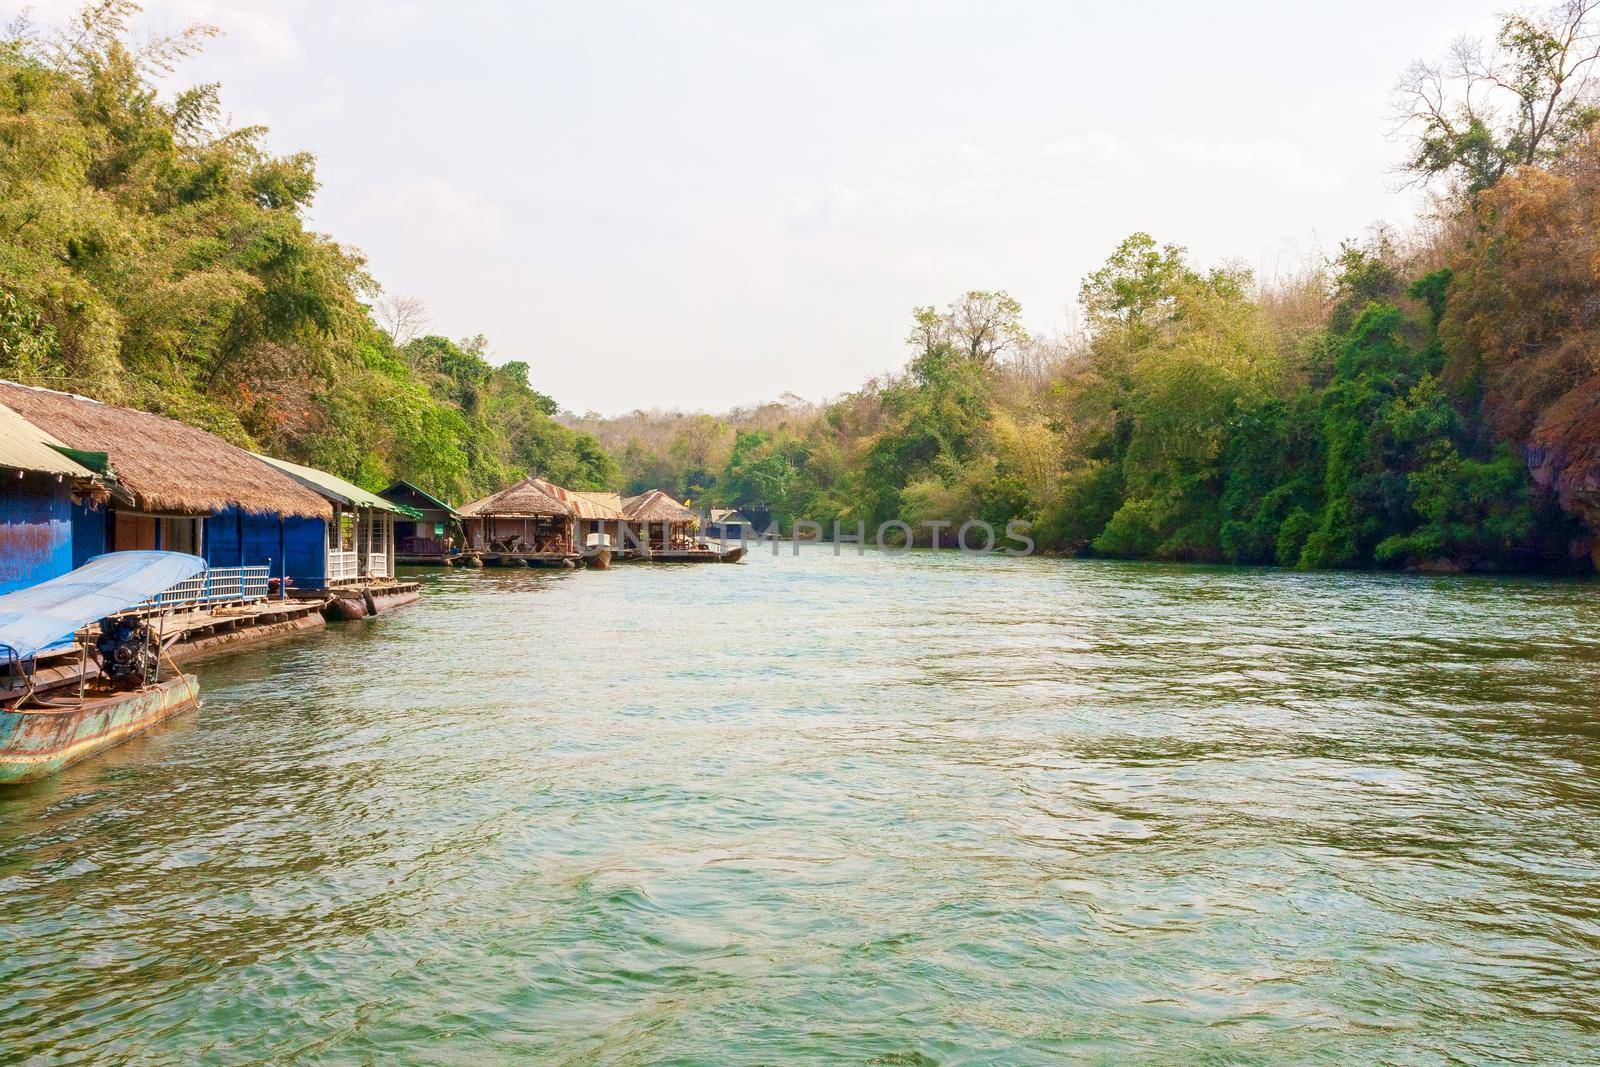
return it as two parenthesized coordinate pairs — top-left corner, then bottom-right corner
(1393, 0), (1600, 193)
(947, 290), (1025, 363)
(376, 294), (430, 349)
(1078, 233), (1192, 341)
(906, 291), (1024, 363)
(1441, 136), (1600, 534)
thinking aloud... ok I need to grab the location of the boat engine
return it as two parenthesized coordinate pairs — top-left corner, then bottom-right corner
(94, 617), (157, 689)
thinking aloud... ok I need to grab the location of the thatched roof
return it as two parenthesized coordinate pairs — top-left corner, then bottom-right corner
(536, 482), (624, 520)
(0, 382), (330, 519)
(623, 489), (694, 522)
(458, 475), (573, 518)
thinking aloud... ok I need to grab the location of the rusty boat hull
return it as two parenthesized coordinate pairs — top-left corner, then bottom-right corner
(0, 674), (201, 785)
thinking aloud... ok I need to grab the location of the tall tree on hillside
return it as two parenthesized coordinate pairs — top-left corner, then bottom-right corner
(907, 290), (1024, 363)
(1393, 0), (1600, 193)
(1077, 233), (1193, 342)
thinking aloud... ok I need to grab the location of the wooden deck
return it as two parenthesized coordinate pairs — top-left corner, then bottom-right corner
(4, 599), (327, 699)
(395, 552), (455, 566)
(166, 601), (327, 661)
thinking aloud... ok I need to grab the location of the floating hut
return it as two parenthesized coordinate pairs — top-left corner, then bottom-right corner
(380, 480), (462, 564)
(531, 483), (625, 566)
(0, 382), (330, 597)
(564, 490), (627, 547)
(623, 490), (697, 556)
(621, 490), (746, 562)
(703, 507), (753, 541)
(458, 476), (578, 566)
(253, 455), (422, 617)
(253, 454), (409, 584)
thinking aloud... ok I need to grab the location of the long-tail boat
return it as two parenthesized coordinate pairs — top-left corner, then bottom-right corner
(0, 551), (206, 785)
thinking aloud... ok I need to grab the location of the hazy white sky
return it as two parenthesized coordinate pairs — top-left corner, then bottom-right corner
(7, 1), (1503, 415)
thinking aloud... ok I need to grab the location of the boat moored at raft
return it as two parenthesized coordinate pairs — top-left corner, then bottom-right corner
(0, 551), (209, 785)
(636, 540), (747, 563)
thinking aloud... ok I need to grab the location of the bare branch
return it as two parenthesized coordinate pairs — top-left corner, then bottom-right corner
(1391, 0), (1600, 193)
(375, 294), (430, 349)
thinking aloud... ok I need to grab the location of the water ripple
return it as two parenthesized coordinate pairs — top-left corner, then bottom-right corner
(1, 549), (1598, 1062)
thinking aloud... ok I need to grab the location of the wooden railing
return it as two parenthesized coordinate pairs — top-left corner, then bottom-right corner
(139, 565), (271, 612)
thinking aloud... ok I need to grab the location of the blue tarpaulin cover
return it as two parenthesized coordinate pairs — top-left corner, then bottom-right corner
(0, 551), (206, 662)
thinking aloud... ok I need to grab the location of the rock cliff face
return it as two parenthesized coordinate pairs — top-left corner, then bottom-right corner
(1522, 445), (1600, 569)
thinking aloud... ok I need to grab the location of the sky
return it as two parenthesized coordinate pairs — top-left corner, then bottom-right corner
(4, 0), (1505, 415)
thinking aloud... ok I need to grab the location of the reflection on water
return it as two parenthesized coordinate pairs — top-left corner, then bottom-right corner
(2, 548), (1599, 1061)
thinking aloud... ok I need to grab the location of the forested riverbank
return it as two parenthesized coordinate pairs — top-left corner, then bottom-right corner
(0, 3), (617, 502)
(5, 3), (1600, 573)
(575, 3), (1600, 574)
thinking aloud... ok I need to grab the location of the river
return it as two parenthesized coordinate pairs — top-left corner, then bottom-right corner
(2, 547), (1598, 1062)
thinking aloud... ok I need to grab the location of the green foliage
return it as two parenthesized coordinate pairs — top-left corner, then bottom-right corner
(0, 6), (614, 502)
(0, 290), (62, 380)
(722, 430), (810, 523)
(2, 3), (1591, 575)
(1217, 396), (1323, 564)
(599, 226), (1583, 573)
(1036, 461), (1122, 551)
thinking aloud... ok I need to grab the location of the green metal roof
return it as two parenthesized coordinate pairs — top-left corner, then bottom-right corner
(252, 453), (406, 514)
(51, 444), (110, 474)
(380, 479), (461, 518)
(0, 403), (99, 479)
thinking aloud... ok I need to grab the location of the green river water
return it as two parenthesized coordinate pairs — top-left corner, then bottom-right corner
(2, 547), (1599, 1063)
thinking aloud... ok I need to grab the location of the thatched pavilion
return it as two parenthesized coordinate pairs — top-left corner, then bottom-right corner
(458, 476), (577, 561)
(622, 489), (698, 554)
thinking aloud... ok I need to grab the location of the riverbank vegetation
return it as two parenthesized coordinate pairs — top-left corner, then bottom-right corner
(5, 2), (1600, 573)
(0, 2), (617, 500)
(580, 0), (1600, 572)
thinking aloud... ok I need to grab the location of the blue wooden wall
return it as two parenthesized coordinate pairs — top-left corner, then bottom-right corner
(241, 512), (284, 576)
(70, 499), (108, 568)
(203, 507), (328, 591)
(0, 493), (332, 597)
(283, 516), (328, 590)
(0, 477), (75, 595)
(204, 506), (243, 567)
